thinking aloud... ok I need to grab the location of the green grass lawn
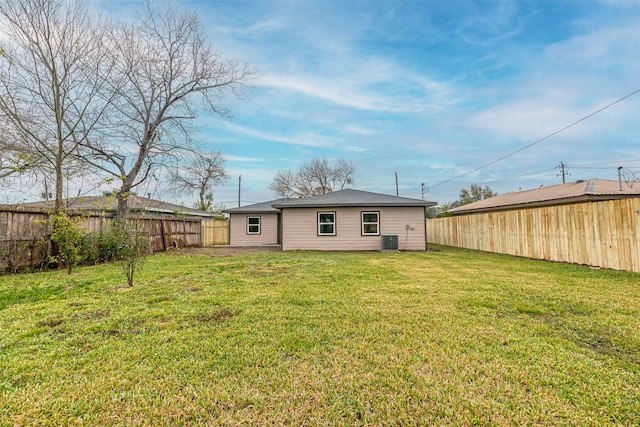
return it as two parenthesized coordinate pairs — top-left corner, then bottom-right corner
(1, 246), (639, 426)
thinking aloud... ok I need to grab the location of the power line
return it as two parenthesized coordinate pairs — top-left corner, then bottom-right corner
(430, 88), (640, 189)
(570, 159), (640, 168)
(571, 166), (634, 170)
(482, 166), (557, 185)
(479, 162), (639, 189)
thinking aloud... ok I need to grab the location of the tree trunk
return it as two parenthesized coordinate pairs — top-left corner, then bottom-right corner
(116, 191), (129, 220)
(55, 165), (64, 213)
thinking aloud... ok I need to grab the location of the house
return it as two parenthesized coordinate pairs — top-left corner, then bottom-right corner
(223, 189), (437, 251)
(222, 199), (284, 247)
(428, 179), (640, 272)
(448, 178), (640, 215)
(13, 194), (221, 219)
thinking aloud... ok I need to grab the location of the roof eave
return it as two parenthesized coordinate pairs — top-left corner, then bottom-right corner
(272, 202), (436, 209)
(224, 209), (281, 214)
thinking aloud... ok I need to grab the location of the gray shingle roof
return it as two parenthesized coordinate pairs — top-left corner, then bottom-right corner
(272, 189), (436, 208)
(222, 199), (285, 214)
(223, 189), (435, 213)
(449, 179), (640, 215)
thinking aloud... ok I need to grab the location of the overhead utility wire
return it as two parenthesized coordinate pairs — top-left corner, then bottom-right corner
(430, 88), (640, 189)
(570, 159), (640, 167)
(571, 166), (636, 170)
(482, 166), (558, 185)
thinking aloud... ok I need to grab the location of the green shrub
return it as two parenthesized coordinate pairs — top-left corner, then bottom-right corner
(119, 220), (149, 287)
(99, 219), (150, 286)
(50, 212), (86, 274)
(98, 225), (127, 262)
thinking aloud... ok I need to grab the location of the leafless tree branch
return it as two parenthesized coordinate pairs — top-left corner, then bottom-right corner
(269, 157), (355, 198)
(83, 1), (254, 218)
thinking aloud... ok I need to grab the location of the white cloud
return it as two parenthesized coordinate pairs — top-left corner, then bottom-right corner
(224, 155), (265, 163)
(212, 120), (337, 149)
(257, 74), (388, 112)
(453, 0), (527, 46)
(466, 20), (640, 143)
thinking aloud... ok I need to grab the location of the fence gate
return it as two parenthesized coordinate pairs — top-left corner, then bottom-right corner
(202, 219), (229, 246)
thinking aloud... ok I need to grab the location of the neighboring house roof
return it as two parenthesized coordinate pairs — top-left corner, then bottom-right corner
(8, 195), (220, 218)
(224, 189), (436, 213)
(449, 179), (640, 215)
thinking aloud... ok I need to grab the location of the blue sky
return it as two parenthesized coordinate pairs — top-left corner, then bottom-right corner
(102, 0), (639, 207)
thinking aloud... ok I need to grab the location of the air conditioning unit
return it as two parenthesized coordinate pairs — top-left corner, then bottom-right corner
(381, 234), (399, 251)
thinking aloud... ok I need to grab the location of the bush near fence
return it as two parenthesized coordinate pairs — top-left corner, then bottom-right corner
(0, 207), (205, 272)
(426, 198), (640, 272)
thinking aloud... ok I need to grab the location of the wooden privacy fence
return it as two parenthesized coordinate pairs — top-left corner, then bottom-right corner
(427, 198), (640, 272)
(201, 219), (229, 246)
(0, 207), (203, 271)
(0, 208), (51, 272)
(144, 217), (202, 251)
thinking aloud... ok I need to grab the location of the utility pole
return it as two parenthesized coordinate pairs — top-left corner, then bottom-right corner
(421, 183), (426, 200)
(558, 161), (569, 183)
(238, 175), (242, 207)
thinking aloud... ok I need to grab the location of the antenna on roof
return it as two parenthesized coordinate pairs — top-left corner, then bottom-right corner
(395, 171), (399, 197)
(618, 167), (638, 190)
(618, 166), (623, 191)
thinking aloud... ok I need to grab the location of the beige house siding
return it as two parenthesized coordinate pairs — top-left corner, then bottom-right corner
(281, 206), (426, 251)
(229, 213), (279, 245)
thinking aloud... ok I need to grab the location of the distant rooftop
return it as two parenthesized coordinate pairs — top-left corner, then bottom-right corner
(449, 179), (640, 215)
(5, 195), (220, 218)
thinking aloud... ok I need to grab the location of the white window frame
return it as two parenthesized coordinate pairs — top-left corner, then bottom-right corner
(317, 211), (336, 236)
(361, 211), (380, 236)
(246, 216), (261, 234)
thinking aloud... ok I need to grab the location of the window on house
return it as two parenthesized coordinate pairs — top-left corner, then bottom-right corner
(361, 211), (379, 235)
(247, 216), (261, 234)
(317, 212), (336, 236)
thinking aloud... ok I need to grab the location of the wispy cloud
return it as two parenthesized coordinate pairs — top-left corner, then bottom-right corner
(453, 0), (528, 46)
(257, 74), (390, 112)
(86, 0), (640, 207)
(212, 120), (338, 149)
(224, 155), (265, 163)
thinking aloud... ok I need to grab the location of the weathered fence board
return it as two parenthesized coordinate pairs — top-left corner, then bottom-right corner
(427, 198), (640, 272)
(0, 207), (204, 271)
(202, 219), (229, 246)
(140, 217), (202, 251)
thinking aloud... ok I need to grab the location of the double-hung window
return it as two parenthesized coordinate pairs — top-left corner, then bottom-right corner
(317, 212), (336, 236)
(246, 216), (261, 234)
(361, 211), (379, 235)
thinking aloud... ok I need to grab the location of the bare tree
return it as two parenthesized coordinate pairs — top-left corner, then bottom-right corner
(0, 138), (40, 179)
(458, 184), (497, 206)
(269, 157), (355, 198)
(0, 0), (112, 212)
(83, 2), (253, 219)
(170, 151), (229, 211)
